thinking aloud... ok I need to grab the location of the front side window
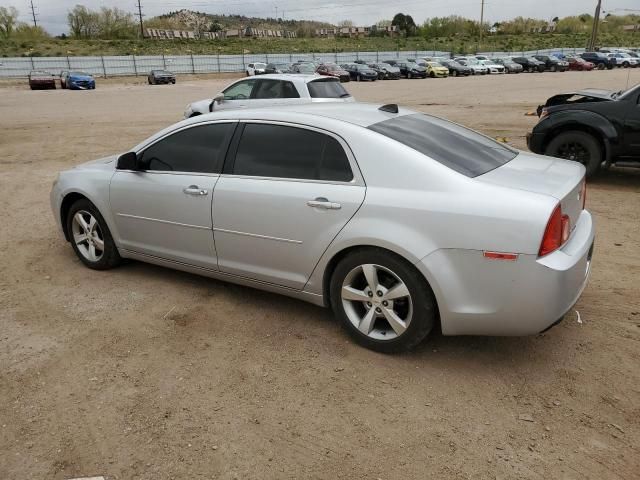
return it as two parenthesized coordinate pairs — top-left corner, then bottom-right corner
(252, 79), (299, 99)
(223, 80), (256, 100)
(139, 123), (235, 173)
(368, 114), (517, 178)
(233, 124), (353, 182)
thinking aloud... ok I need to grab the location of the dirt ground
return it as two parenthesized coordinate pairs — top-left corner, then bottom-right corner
(1, 69), (639, 480)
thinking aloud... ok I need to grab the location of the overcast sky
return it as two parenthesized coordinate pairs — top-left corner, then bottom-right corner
(14, 0), (640, 35)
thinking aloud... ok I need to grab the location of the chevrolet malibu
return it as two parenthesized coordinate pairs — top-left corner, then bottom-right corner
(51, 103), (594, 353)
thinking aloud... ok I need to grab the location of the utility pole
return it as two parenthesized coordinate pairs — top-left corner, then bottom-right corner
(479, 0), (485, 41)
(136, 0), (144, 39)
(587, 0), (602, 51)
(29, 0), (37, 27)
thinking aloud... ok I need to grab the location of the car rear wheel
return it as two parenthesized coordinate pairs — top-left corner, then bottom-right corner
(330, 248), (437, 353)
(66, 199), (121, 270)
(550, 65), (557, 72)
(623, 62), (630, 68)
(545, 131), (602, 177)
(451, 70), (457, 77)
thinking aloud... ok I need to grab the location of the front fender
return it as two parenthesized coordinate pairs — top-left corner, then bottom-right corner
(535, 110), (618, 143)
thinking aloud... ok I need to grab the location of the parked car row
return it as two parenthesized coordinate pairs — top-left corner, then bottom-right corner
(28, 49), (627, 93)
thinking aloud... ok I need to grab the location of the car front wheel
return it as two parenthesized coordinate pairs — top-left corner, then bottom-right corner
(545, 130), (602, 177)
(330, 248), (437, 353)
(67, 199), (121, 270)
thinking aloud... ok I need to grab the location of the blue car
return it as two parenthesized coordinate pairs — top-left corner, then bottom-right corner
(60, 71), (96, 90)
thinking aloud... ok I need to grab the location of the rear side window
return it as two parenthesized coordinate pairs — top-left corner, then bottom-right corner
(252, 79), (300, 99)
(233, 124), (353, 182)
(308, 79), (350, 98)
(140, 123), (235, 173)
(368, 114), (517, 177)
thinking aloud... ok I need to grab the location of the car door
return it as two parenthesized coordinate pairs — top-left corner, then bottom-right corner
(212, 122), (366, 289)
(622, 91), (640, 158)
(216, 79), (257, 110)
(248, 79), (303, 107)
(109, 121), (236, 268)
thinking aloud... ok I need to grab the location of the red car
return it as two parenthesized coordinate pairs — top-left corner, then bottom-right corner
(566, 57), (595, 71)
(315, 63), (351, 82)
(28, 70), (57, 90)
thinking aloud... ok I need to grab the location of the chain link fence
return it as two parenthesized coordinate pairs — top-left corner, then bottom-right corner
(0, 47), (599, 78)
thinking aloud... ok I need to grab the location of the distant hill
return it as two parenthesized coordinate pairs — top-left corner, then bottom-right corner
(145, 9), (334, 36)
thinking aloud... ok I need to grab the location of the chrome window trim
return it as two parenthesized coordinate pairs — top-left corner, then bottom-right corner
(224, 119), (365, 187)
(131, 120), (238, 175)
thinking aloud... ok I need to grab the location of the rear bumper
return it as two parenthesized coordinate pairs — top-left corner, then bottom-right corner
(416, 210), (595, 336)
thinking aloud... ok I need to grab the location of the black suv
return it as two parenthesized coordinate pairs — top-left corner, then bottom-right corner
(512, 57), (546, 72)
(579, 52), (614, 70)
(534, 55), (569, 72)
(527, 83), (640, 176)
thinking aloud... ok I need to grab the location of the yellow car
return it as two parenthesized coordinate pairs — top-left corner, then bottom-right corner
(426, 62), (449, 78)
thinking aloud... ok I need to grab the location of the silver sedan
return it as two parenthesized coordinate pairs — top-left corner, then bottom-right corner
(51, 103), (594, 352)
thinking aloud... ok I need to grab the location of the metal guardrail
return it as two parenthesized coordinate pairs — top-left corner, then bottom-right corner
(0, 47), (599, 78)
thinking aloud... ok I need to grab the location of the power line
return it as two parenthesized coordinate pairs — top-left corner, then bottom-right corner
(29, 0), (38, 27)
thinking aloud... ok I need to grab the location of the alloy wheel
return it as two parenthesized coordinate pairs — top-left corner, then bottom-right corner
(341, 264), (413, 341)
(71, 210), (105, 262)
(555, 141), (591, 166)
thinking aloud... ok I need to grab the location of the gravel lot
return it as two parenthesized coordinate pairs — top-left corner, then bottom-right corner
(1, 69), (639, 480)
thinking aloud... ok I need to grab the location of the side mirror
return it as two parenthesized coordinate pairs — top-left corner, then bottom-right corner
(116, 152), (138, 170)
(209, 93), (224, 112)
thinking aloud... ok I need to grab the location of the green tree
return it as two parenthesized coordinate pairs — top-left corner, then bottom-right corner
(0, 6), (19, 39)
(392, 13), (416, 37)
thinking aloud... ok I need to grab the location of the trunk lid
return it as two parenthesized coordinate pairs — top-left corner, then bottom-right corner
(478, 152), (585, 232)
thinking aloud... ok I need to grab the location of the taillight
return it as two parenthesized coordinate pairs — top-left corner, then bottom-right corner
(539, 204), (570, 257)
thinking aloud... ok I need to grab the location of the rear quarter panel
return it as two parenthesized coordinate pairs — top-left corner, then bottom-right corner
(304, 126), (556, 295)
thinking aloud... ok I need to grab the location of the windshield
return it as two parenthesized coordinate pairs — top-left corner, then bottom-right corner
(548, 56), (560, 61)
(254, 63), (266, 68)
(427, 62), (443, 67)
(307, 79), (351, 98)
(70, 71), (90, 76)
(464, 58), (479, 65)
(368, 113), (517, 178)
(324, 64), (341, 71)
(295, 64), (316, 73)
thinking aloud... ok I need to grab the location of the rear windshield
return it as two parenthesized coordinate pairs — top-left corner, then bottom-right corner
(368, 114), (517, 177)
(308, 79), (351, 98)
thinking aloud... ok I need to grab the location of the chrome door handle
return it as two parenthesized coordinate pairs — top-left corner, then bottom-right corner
(307, 197), (341, 210)
(183, 185), (209, 196)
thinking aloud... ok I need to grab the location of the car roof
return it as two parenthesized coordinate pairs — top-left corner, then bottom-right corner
(188, 102), (416, 129)
(243, 73), (325, 84)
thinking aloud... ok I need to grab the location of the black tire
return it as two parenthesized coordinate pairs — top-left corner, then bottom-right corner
(544, 130), (602, 177)
(407, 72), (412, 79)
(356, 74), (361, 82)
(528, 66), (534, 73)
(550, 65), (556, 72)
(623, 62), (630, 68)
(452, 69), (458, 77)
(429, 71), (435, 78)
(66, 199), (121, 270)
(330, 248), (437, 353)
